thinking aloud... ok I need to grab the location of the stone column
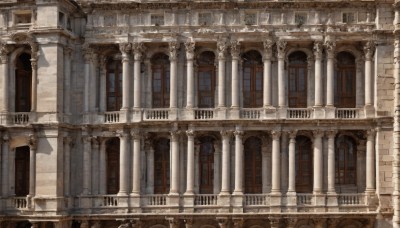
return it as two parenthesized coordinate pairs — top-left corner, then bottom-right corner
(131, 130), (141, 195)
(277, 40), (287, 107)
(314, 42), (323, 107)
(146, 139), (154, 194)
(327, 131), (336, 193)
(185, 129), (195, 194)
(170, 130), (180, 194)
(261, 142), (270, 193)
(185, 41), (195, 109)
(220, 130), (231, 194)
(82, 45), (92, 113)
(231, 40), (240, 108)
(325, 40), (336, 107)
(364, 41), (375, 107)
(271, 131), (281, 194)
(99, 139), (106, 195)
(99, 56), (107, 112)
(214, 143), (222, 194)
(91, 138), (100, 195)
(64, 137), (72, 196)
(82, 134), (92, 195)
(169, 42), (180, 109)
(117, 130), (129, 196)
(233, 128), (244, 194)
(366, 129), (376, 193)
(217, 40), (227, 107)
(263, 39), (273, 107)
(132, 43), (145, 109)
(30, 42), (39, 112)
(64, 48), (72, 115)
(120, 43), (132, 110)
(394, 38), (400, 226)
(1, 134), (9, 196)
(288, 131), (296, 193)
(313, 130), (323, 193)
(0, 43), (11, 112)
(90, 50), (98, 112)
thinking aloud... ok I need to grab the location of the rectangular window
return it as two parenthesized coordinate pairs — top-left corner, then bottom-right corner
(151, 14), (164, 26)
(15, 13), (31, 24)
(198, 13), (212, 26)
(244, 13), (257, 25)
(294, 13), (307, 25)
(342, 12), (355, 23)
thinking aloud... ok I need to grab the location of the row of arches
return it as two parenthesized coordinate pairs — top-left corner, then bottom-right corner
(102, 134), (358, 195)
(106, 50), (356, 111)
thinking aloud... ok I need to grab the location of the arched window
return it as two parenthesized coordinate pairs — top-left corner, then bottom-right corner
(106, 58), (122, 111)
(295, 136), (313, 193)
(244, 136), (262, 193)
(154, 138), (170, 194)
(106, 138), (119, 194)
(288, 51), (308, 108)
(197, 51), (216, 108)
(242, 50), (263, 108)
(152, 53), (170, 108)
(199, 136), (214, 194)
(336, 135), (357, 185)
(15, 53), (32, 112)
(335, 52), (356, 108)
(15, 146), (30, 196)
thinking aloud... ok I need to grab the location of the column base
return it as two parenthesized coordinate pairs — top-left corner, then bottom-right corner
(278, 107), (287, 119)
(312, 193), (326, 208)
(131, 108), (143, 122)
(231, 194), (243, 213)
(167, 194), (180, 213)
(263, 107), (277, 119)
(270, 193), (282, 212)
(313, 106), (325, 119)
(218, 193), (231, 213)
(229, 107), (240, 119)
(183, 194), (194, 212)
(364, 105), (375, 118)
(325, 106), (336, 119)
(326, 193), (338, 211)
(129, 194), (141, 211)
(216, 107), (227, 120)
(286, 192), (297, 208)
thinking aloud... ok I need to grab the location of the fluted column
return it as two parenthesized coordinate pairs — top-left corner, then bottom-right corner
(364, 41), (375, 107)
(169, 42), (180, 109)
(30, 42), (38, 112)
(185, 41), (195, 108)
(366, 129), (376, 193)
(64, 137), (72, 196)
(287, 131), (296, 193)
(0, 43), (11, 112)
(1, 134), (9, 196)
(99, 139), (106, 195)
(64, 48), (72, 114)
(82, 134), (92, 195)
(314, 42), (323, 107)
(233, 128), (244, 194)
(277, 40), (287, 107)
(231, 40), (240, 108)
(99, 56), (107, 112)
(132, 43), (145, 109)
(117, 130), (129, 196)
(185, 129), (195, 194)
(120, 43), (132, 110)
(271, 131), (281, 194)
(131, 130), (141, 195)
(263, 39), (273, 107)
(313, 130), (324, 193)
(217, 40), (227, 107)
(146, 139), (154, 194)
(220, 130), (231, 194)
(327, 131), (336, 193)
(170, 130), (180, 194)
(325, 40), (336, 106)
(82, 46), (92, 113)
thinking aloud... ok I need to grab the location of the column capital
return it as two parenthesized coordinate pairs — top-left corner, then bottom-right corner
(263, 38), (274, 60)
(233, 218), (244, 228)
(230, 40), (241, 60)
(326, 130), (337, 138)
(276, 39), (287, 59)
(366, 129), (376, 138)
(1, 133), (9, 143)
(288, 130), (297, 139)
(116, 129), (129, 139)
(186, 129), (195, 137)
(63, 136), (73, 146)
(130, 129), (142, 140)
(169, 41), (180, 61)
(313, 130), (324, 138)
(132, 42), (146, 61)
(28, 134), (37, 150)
(364, 40), (376, 61)
(313, 41), (323, 59)
(324, 40), (336, 58)
(217, 39), (227, 60)
(92, 136), (100, 149)
(170, 130), (181, 141)
(0, 42), (13, 64)
(220, 130), (232, 139)
(216, 217), (229, 228)
(269, 217), (281, 227)
(285, 218), (297, 227)
(185, 40), (196, 61)
(233, 130), (244, 137)
(312, 218), (326, 226)
(271, 130), (281, 140)
(119, 42), (132, 54)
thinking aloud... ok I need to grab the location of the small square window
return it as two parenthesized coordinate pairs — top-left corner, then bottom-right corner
(198, 13), (212, 26)
(15, 13), (31, 24)
(151, 14), (164, 26)
(294, 13), (307, 25)
(342, 12), (355, 23)
(244, 13), (257, 25)
(59, 12), (65, 26)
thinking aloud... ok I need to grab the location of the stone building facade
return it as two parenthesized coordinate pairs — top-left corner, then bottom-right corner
(0, 0), (398, 227)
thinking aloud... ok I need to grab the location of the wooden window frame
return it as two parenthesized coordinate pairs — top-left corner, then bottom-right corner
(288, 52), (308, 108)
(199, 137), (215, 194)
(106, 59), (123, 111)
(152, 54), (170, 108)
(154, 138), (170, 194)
(15, 53), (32, 112)
(335, 135), (357, 185)
(15, 146), (30, 197)
(242, 51), (263, 108)
(295, 136), (313, 193)
(335, 52), (356, 108)
(197, 66), (216, 108)
(244, 137), (262, 193)
(106, 138), (120, 194)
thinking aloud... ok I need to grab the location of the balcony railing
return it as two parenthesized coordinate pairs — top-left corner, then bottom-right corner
(287, 108), (312, 119)
(194, 194), (218, 206)
(335, 108), (358, 119)
(194, 109), (214, 120)
(10, 112), (30, 124)
(104, 112), (120, 123)
(297, 194), (313, 205)
(244, 194), (270, 206)
(13, 197), (28, 209)
(144, 109), (169, 120)
(240, 108), (262, 119)
(145, 194), (167, 206)
(338, 194), (366, 205)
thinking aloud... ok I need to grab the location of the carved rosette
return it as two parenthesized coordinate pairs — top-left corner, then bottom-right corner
(263, 38), (274, 60)
(276, 40), (287, 59)
(312, 218), (326, 227)
(216, 217), (228, 228)
(119, 43), (132, 62)
(324, 40), (336, 59)
(364, 40), (376, 61)
(313, 41), (323, 59)
(169, 41), (180, 62)
(217, 40), (227, 60)
(2, 133), (8, 144)
(230, 40), (241, 60)
(185, 41), (195, 61)
(132, 42), (145, 61)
